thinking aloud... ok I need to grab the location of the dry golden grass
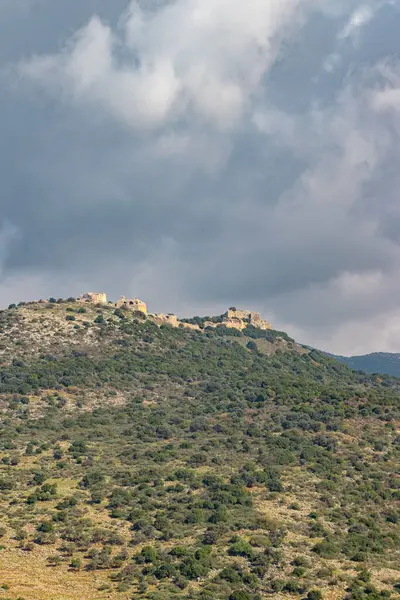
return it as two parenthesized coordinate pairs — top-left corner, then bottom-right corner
(0, 543), (129, 600)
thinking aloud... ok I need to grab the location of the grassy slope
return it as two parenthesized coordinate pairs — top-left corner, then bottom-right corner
(0, 301), (399, 600)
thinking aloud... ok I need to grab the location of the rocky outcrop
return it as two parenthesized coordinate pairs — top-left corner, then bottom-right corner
(152, 313), (179, 327)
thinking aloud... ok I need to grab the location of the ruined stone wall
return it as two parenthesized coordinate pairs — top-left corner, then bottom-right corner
(179, 321), (200, 331)
(222, 318), (246, 330)
(151, 314), (201, 330)
(225, 308), (272, 330)
(164, 314), (178, 327)
(227, 309), (250, 321)
(115, 296), (147, 314)
(80, 292), (107, 304)
(248, 312), (272, 330)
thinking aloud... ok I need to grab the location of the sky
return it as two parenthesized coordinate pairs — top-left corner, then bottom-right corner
(1, 0), (400, 355)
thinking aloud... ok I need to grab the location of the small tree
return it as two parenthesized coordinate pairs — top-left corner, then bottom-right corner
(37, 520), (54, 533)
(246, 341), (257, 351)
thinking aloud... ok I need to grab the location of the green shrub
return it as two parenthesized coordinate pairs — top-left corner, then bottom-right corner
(313, 540), (340, 559)
(307, 591), (323, 600)
(228, 538), (255, 559)
(229, 592), (252, 600)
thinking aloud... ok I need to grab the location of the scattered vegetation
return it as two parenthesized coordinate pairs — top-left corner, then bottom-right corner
(0, 300), (399, 600)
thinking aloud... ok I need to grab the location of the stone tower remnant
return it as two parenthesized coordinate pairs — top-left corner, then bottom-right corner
(115, 296), (147, 315)
(79, 292), (107, 304)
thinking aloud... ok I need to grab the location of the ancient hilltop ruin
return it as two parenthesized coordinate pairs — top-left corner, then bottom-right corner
(115, 296), (147, 315)
(223, 308), (272, 331)
(79, 292), (107, 304)
(79, 293), (147, 315)
(77, 293), (272, 331)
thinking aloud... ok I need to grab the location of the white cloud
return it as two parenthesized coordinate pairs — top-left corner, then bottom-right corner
(374, 87), (400, 110)
(372, 63), (400, 112)
(323, 2), (379, 72)
(332, 270), (383, 295)
(338, 4), (374, 40)
(18, 0), (323, 130)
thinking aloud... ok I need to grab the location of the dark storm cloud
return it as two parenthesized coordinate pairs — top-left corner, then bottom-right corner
(1, 0), (400, 354)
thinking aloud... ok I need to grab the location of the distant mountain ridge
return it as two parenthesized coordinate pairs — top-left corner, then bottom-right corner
(330, 351), (400, 377)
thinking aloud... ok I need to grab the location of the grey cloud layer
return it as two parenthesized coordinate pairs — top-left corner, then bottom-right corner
(1, 0), (400, 354)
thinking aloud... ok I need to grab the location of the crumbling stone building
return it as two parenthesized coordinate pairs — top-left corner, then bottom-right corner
(79, 292), (107, 304)
(223, 308), (272, 330)
(115, 296), (147, 315)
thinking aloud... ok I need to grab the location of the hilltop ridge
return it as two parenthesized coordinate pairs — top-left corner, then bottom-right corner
(1, 294), (279, 363)
(77, 291), (273, 332)
(0, 294), (399, 600)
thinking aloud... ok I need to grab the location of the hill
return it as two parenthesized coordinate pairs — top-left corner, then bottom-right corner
(0, 299), (399, 600)
(333, 353), (400, 378)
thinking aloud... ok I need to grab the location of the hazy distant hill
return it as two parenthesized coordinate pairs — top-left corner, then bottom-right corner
(332, 352), (400, 377)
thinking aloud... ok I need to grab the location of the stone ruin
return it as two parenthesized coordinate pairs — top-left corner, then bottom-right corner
(79, 292), (107, 304)
(223, 308), (272, 331)
(153, 307), (272, 331)
(76, 294), (271, 332)
(115, 296), (147, 315)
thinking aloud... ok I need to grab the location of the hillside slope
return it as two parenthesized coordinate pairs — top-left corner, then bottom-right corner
(0, 300), (399, 600)
(333, 352), (400, 378)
